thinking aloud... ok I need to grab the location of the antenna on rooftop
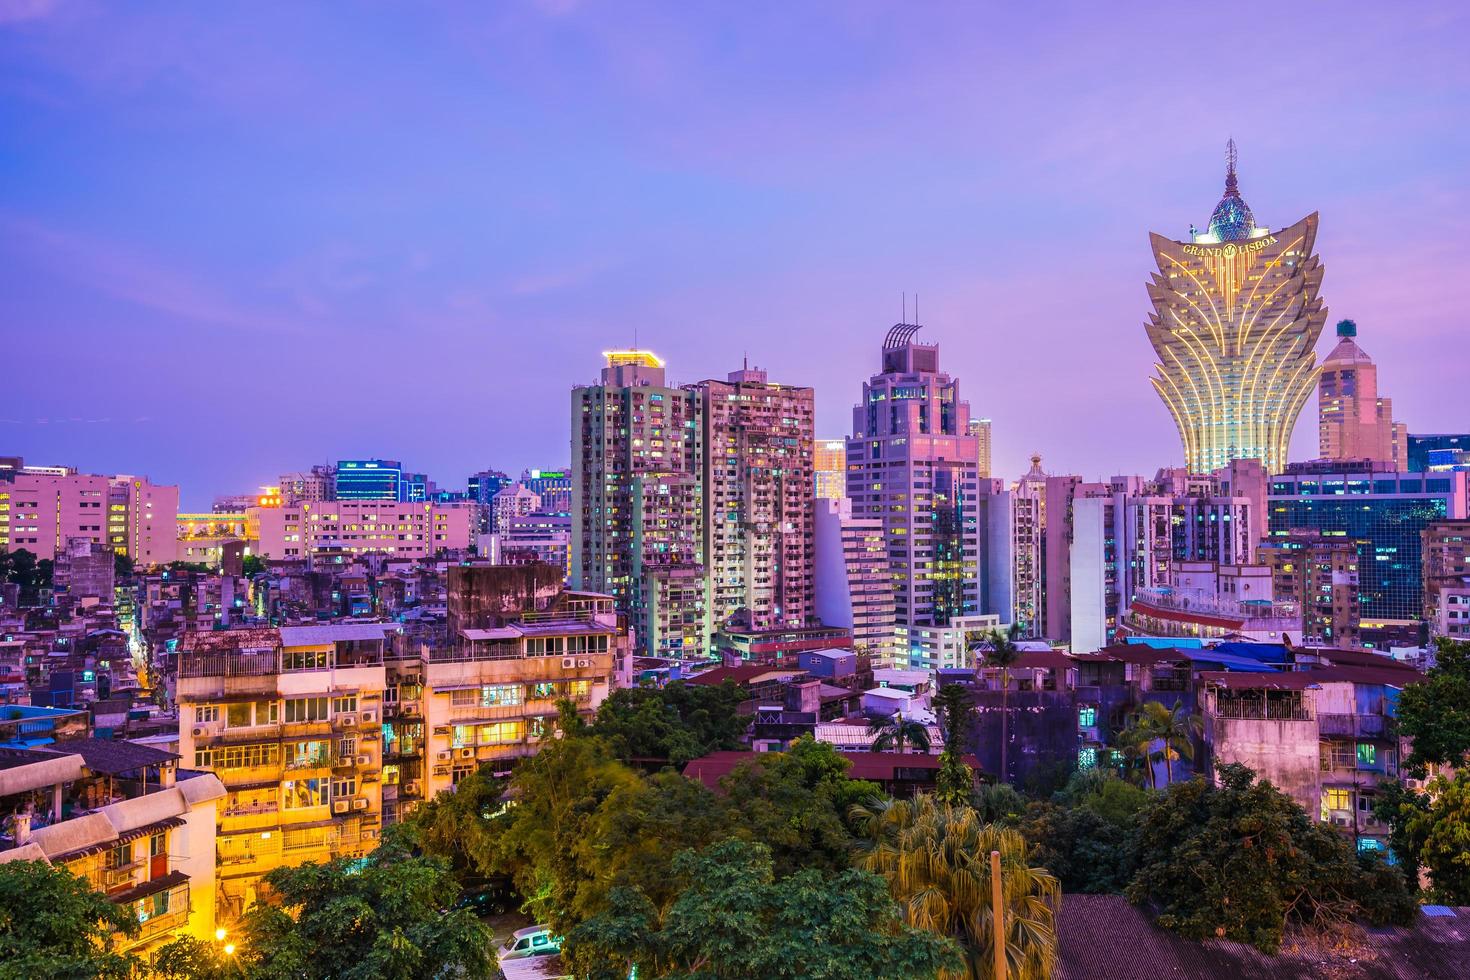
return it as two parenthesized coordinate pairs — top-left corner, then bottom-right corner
(902, 291), (907, 324)
(915, 293), (919, 326)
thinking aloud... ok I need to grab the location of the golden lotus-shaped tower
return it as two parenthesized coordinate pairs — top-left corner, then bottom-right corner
(1145, 141), (1328, 474)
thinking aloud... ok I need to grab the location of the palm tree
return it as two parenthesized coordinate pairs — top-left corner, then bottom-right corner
(1115, 700), (1203, 788)
(852, 794), (1060, 980)
(1139, 699), (1203, 787)
(868, 712), (932, 754)
(970, 624), (1023, 783)
(932, 683), (976, 753)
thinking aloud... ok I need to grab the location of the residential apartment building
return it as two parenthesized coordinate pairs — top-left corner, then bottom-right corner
(251, 499), (474, 560)
(969, 418), (993, 479)
(490, 485), (542, 534)
(0, 742), (226, 958)
(378, 566), (626, 820)
(571, 350), (710, 656)
(691, 365), (815, 633)
(176, 624), (393, 920)
(1260, 531), (1361, 647)
(846, 324), (981, 668)
(814, 498), (897, 665)
(1423, 519), (1470, 640)
(1, 467), (178, 565)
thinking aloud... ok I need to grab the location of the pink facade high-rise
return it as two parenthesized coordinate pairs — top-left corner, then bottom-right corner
(1317, 319), (1407, 470)
(1, 466), (178, 565)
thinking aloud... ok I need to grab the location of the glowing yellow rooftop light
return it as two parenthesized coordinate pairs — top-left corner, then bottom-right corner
(602, 349), (665, 369)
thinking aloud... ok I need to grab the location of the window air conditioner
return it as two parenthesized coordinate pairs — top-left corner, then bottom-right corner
(192, 726), (209, 737)
(359, 710), (377, 724)
(577, 658), (591, 668)
(457, 747), (476, 760)
(335, 713), (357, 728)
(331, 799), (350, 815)
(352, 797), (368, 811)
(561, 657), (577, 669)
(356, 754), (372, 766)
(437, 750), (453, 762)
(403, 780), (420, 796)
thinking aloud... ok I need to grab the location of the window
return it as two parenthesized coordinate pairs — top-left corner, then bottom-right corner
(1078, 706), (1097, 728)
(282, 778), (327, 809)
(195, 705), (220, 724)
(194, 743), (279, 770)
(1323, 788), (1352, 812)
(1356, 743), (1377, 767)
(331, 776), (357, 800)
(331, 695), (358, 715)
(282, 649), (329, 672)
(338, 736), (357, 759)
(477, 722), (525, 745)
(530, 682), (558, 699)
(284, 697), (329, 723)
(1078, 747), (1097, 769)
(450, 685), (523, 708)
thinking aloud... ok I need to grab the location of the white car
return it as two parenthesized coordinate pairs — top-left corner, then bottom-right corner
(498, 925), (562, 965)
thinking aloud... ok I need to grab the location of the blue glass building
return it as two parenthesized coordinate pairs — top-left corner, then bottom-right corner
(335, 459), (403, 501)
(1268, 467), (1468, 625)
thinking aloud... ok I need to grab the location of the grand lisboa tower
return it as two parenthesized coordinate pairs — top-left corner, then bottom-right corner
(1144, 140), (1328, 474)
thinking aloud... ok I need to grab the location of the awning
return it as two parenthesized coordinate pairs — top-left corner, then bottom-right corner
(108, 869), (189, 906)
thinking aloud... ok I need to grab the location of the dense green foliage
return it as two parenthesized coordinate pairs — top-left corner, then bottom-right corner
(1019, 771), (1149, 894)
(564, 839), (961, 980)
(1126, 764), (1415, 952)
(1395, 638), (1470, 776)
(231, 828), (493, 979)
(0, 860), (138, 979)
(590, 680), (748, 766)
(240, 554), (266, 577)
(1401, 770), (1470, 904)
(931, 684), (978, 804)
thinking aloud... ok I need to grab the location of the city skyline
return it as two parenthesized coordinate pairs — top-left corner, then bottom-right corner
(4, 2), (1469, 508)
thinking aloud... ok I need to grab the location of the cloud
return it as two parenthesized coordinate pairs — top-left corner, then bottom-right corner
(0, 0), (59, 25)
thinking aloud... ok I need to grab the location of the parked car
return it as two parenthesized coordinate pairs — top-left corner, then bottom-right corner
(498, 925), (561, 965)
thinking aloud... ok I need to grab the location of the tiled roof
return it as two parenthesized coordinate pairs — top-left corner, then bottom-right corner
(1057, 893), (1470, 979)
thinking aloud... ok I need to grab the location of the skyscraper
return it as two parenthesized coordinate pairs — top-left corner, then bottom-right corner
(846, 324), (980, 668)
(1318, 319), (1407, 469)
(571, 350), (710, 656)
(969, 418), (993, 479)
(1145, 141), (1328, 473)
(690, 365), (815, 633)
(814, 497), (898, 665)
(813, 439), (847, 501)
(335, 460), (403, 501)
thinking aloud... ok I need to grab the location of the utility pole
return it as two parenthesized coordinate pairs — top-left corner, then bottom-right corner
(991, 849), (1006, 980)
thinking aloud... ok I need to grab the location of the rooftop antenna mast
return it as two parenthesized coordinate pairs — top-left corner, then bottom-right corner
(902, 291), (907, 323)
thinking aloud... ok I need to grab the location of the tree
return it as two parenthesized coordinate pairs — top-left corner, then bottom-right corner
(563, 839), (961, 980)
(113, 551), (135, 580)
(1115, 700), (1202, 788)
(852, 794), (1061, 980)
(240, 554), (266, 577)
(971, 624), (1023, 783)
(868, 712), (931, 754)
(1395, 637), (1470, 776)
(1404, 769), (1470, 904)
(0, 548), (53, 605)
(719, 735), (876, 873)
(1126, 764), (1415, 953)
(590, 679), (748, 766)
(931, 684), (979, 804)
(0, 859), (139, 979)
(150, 936), (239, 979)
(1370, 778), (1431, 880)
(1018, 772), (1148, 894)
(236, 831), (494, 980)
(406, 764), (508, 880)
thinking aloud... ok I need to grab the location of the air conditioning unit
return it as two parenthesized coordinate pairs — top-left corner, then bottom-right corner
(331, 799), (350, 815)
(561, 657), (576, 669)
(334, 713), (357, 729)
(359, 710), (377, 724)
(577, 658), (591, 668)
(352, 797), (368, 811)
(356, 754), (372, 766)
(457, 747), (476, 760)
(437, 750), (453, 762)
(403, 780), (420, 796)
(192, 725), (209, 737)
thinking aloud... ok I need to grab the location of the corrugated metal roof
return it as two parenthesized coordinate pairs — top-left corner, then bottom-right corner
(279, 623), (401, 646)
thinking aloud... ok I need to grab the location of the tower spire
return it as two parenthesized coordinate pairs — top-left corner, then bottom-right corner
(1225, 137), (1238, 193)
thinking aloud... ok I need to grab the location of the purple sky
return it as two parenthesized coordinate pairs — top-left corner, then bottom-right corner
(3, 1), (1468, 509)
